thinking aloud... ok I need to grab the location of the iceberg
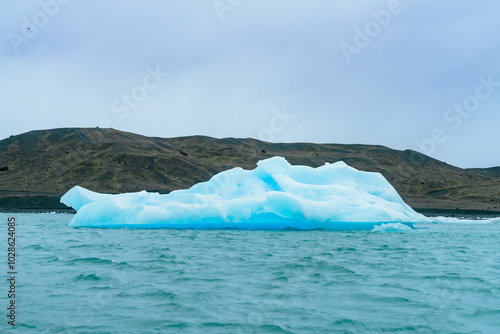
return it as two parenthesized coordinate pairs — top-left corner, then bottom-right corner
(61, 157), (430, 230)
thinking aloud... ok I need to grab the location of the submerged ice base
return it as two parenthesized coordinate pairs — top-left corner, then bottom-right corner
(61, 157), (430, 230)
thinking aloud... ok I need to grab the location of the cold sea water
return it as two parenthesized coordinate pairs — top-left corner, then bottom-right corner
(1, 213), (499, 334)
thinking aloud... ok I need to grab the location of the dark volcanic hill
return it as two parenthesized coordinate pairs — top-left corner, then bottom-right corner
(0, 128), (499, 213)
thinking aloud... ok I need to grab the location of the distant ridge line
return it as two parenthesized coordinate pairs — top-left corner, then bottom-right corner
(0, 128), (499, 212)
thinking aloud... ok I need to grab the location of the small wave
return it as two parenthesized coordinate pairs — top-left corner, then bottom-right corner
(112, 261), (134, 268)
(72, 273), (101, 281)
(162, 323), (191, 329)
(25, 244), (43, 250)
(69, 244), (91, 249)
(139, 289), (176, 299)
(69, 257), (115, 265)
(89, 286), (112, 290)
(332, 318), (366, 326)
(372, 223), (414, 233)
(335, 247), (357, 252)
(331, 265), (356, 274)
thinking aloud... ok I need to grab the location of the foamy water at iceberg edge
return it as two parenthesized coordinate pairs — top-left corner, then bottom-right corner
(372, 223), (414, 233)
(62, 157), (430, 230)
(68, 219), (415, 231)
(431, 216), (500, 224)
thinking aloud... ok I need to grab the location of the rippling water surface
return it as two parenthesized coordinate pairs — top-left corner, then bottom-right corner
(1, 213), (499, 333)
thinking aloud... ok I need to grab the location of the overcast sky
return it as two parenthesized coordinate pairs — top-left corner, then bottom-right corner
(1, 0), (500, 168)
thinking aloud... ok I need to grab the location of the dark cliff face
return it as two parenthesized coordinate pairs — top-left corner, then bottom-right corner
(0, 127), (499, 212)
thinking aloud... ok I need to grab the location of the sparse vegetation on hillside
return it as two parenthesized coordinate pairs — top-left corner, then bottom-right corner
(1, 128), (499, 212)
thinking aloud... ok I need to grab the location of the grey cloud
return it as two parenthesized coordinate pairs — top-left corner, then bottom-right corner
(1, 0), (499, 167)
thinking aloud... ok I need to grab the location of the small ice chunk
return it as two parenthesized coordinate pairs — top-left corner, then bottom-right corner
(372, 223), (414, 233)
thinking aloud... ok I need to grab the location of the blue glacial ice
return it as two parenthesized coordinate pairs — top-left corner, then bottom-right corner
(61, 157), (431, 230)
